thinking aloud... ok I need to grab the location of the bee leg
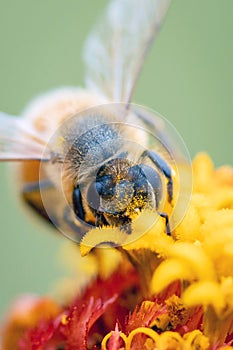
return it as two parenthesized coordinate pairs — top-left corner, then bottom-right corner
(22, 180), (54, 223)
(63, 206), (89, 237)
(117, 215), (132, 234)
(95, 211), (108, 227)
(158, 211), (171, 235)
(72, 185), (85, 221)
(142, 150), (173, 203)
(120, 222), (132, 234)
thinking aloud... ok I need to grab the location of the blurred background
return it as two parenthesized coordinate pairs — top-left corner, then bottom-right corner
(0, 0), (232, 315)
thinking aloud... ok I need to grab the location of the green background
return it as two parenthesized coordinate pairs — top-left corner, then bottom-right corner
(0, 0), (232, 316)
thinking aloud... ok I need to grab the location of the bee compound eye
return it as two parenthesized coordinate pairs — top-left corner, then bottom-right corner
(139, 164), (163, 209)
(86, 181), (101, 210)
(95, 175), (116, 200)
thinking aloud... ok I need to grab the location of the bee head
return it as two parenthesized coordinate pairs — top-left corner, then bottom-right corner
(84, 158), (163, 228)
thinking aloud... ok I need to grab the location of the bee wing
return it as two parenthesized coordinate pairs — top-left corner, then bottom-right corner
(0, 112), (50, 161)
(83, 0), (170, 104)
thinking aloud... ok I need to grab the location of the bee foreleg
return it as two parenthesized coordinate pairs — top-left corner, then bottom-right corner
(142, 150), (173, 203)
(22, 179), (53, 193)
(21, 179), (54, 223)
(158, 211), (171, 236)
(120, 222), (132, 235)
(72, 185), (85, 221)
(63, 206), (89, 237)
(95, 211), (108, 227)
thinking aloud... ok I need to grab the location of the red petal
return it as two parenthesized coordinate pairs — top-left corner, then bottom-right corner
(125, 300), (167, 334)
(60, 268), (139, 349)
(17, 267), (139, 349)
(19, 319), (57, 350)
(60, 295), (117, 350)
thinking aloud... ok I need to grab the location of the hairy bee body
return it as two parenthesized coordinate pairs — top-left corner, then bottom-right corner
(0, 0), (192, 245)
(17, 88), (164, 237)
(18, 89), (105, 223)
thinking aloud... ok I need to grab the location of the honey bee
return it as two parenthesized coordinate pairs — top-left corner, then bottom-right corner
(0, 0), (191, 245)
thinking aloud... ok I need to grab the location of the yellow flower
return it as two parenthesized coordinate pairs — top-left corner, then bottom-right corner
(149, 153), (233, 347)
(2, 153), (233, 349)
(102, 328), (210, 350)
(100, 153), (233, 348)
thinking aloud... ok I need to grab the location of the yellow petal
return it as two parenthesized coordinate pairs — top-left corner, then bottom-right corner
(214, 165), (233, 187)
(202, 210), (233, 277)
(151, 258), (193, 294)
(183, 330), (210, 350)
(219, 277), (233, 317)
(202, 209), (233, 234)
(126, 327), (159, 350)
(192, 153), (214, 193)
(101, 330), (127, 350)
(182, 281), (225, 315)
(80, 210), (164, 256)
(191, 193), (214, 221)
(174, 203), (202, 242)
(156, 331), (183, 350)
(80, 227), (127, 256)
(166, 242), (216, 281)
(210, 188), (233, 209)
(93, 248), (122, 279)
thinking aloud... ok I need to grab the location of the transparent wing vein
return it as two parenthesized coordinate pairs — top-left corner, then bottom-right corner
(83, 0), (171, 104)
(0, 112), (50, 161)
